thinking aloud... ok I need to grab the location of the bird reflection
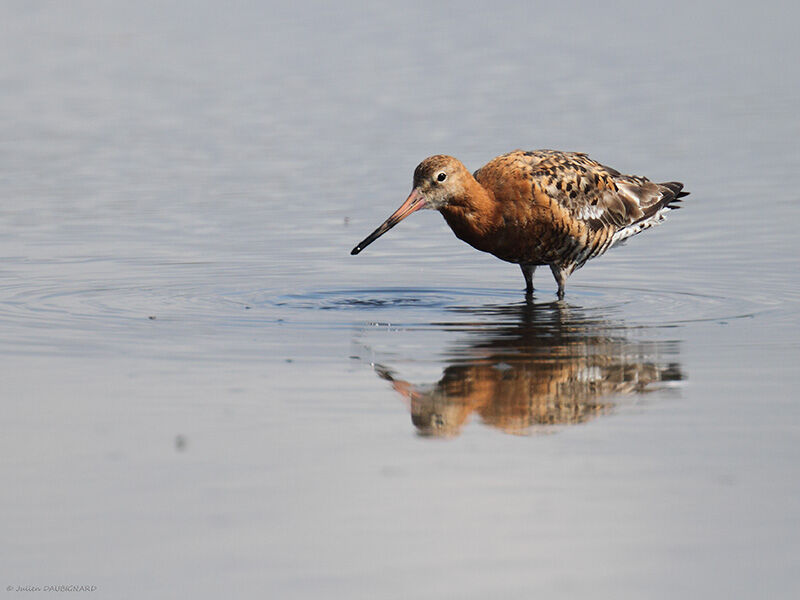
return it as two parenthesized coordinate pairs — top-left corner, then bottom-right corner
(373, 300), (682, 437)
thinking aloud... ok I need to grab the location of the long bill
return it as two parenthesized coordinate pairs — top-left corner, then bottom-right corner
(350, 188), (426, 255)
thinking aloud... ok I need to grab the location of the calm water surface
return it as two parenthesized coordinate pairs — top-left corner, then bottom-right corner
(2, 2), (799, 598)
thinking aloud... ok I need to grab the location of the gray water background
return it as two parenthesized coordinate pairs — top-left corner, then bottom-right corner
(1, 1), (799, 598)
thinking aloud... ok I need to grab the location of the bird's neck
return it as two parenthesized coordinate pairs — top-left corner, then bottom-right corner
(438, 178), (501, 250)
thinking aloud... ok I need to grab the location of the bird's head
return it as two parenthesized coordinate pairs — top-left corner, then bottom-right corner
(410, 155), (472, 209)
(350, 155), (471, 255)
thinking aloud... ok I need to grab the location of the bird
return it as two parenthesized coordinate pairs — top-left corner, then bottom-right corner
(350, 150), (688, 298)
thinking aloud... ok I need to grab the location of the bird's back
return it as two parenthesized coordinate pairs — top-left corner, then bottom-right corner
(473, 150), (687, 268)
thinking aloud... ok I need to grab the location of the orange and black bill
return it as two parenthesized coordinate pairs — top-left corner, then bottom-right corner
(350, 188), (426, 255)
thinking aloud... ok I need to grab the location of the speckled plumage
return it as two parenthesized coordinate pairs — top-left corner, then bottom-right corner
(352, 149), (688, 297)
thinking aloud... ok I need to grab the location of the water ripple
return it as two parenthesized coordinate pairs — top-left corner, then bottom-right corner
(273, 284), (767, 330)
(0, 267), (783, 360)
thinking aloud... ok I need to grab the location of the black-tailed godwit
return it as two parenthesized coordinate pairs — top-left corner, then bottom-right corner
(351, 150), (688, 297)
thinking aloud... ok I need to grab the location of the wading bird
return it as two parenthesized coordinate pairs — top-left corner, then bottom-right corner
(351, 150), (687, 298)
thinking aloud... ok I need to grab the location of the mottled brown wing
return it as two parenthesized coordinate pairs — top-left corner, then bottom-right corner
(478, 149), (685, 233)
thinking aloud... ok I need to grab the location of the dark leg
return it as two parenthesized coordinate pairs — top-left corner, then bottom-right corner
(549, 264), (567, 299)
(520, 264), (536, 294)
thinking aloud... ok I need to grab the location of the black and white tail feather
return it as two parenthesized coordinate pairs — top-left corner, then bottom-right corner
(608, 180), (688, 248)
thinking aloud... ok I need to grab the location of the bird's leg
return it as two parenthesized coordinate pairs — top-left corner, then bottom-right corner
(520, 264), (536, 294)
(549, 264), (567, 299)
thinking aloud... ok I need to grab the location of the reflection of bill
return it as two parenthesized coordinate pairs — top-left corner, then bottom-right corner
(372, 302), (682, 437)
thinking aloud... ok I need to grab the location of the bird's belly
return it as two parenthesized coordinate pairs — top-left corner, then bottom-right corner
(454, 224), (554, 265)
(443, 209), (583, 266)
(497, 220), (577, 264)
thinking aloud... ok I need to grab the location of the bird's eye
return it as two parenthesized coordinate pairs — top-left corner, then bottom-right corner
(436, 172), (447, 182)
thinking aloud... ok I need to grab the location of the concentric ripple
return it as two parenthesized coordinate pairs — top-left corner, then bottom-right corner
(272, 284), (766, 330)
(0, 251), (778, 362)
